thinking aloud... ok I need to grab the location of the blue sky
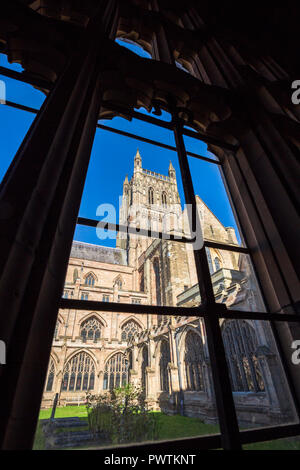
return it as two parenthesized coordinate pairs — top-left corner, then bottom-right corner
(0, 47), (242, 248)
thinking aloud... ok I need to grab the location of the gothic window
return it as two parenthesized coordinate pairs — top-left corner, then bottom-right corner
(121, 320), (141, 342)
(102, 294), (109, 302)
(62, 352), (95, 392)
(162, 191), (167, 207)
(45, 358), (55, 392)
(160, 340), (171, 392)
(114, 277), (123, 289)
(81, 292), (88, 301)
(141, 346), (148, 392)
(85, 273), (95, 286)
(80, 316), (101, 342)
(214, 257), (221, 271)
(184, 330), (205, 391)
(221, 320), (265, 393)
(153, 258), (161, 306)
(148, 187), (154, 204)
(103, 353), (128, 390)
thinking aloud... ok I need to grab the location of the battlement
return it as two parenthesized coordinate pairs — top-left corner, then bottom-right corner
(142, 168), (170, 181)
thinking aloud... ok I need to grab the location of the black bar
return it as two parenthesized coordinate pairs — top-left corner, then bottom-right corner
(239, 423), (300, 446)
(0, 66), (52, 90)
(218, 310), (300, 323)
(182, 126), (238, 152)
(97, 123), (221, 165)
(59, 298), (216, 316)
(100, 100), (237, 151)
(173, 118), (242, 450)
(4, 100), (39, 114)
(77, 218), (251, 254)
(204, 240), (249, 254)
(59, 297), (300, 323)
(77, 217), (195, 243)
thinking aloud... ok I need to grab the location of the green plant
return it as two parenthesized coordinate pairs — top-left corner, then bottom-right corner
(86, 384), (159, 445)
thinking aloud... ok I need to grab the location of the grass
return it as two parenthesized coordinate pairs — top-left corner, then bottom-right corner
(33, 406), (300, 450)
(153, 412), (219, 440)
(38, 405), (88, 420)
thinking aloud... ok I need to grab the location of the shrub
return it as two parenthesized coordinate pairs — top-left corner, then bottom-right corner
(86, 384), (159, 444)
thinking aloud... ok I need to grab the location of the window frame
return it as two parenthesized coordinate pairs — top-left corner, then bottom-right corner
(2, 66), (300, 450)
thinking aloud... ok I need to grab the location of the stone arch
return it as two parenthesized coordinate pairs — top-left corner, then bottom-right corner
(64, 348), (98, 366)
(78, 311), (107, 328)
(119, 315), (144, 330)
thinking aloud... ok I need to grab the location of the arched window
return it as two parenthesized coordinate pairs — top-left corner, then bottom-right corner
(80, 316), (101, 342)
(148, 187), (154, 204)
(141, 346), (148, 392)
(114, 277), (123, 290)
(62, 352), (95, 392)
(121, 320), (141, 342)
(45, 358), (55, 392)
(214, 257), (221, 271)
(85, 273), (95, 286)
(162, 191), (167, 207)
(184, 330), (205, 391)
(103, 353), (128, 390)
(222, 320), (265, 393)
(153, 258), (161, 306)
(160, 340), (171, 392)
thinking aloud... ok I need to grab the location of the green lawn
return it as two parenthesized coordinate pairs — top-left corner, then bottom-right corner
(38, 405), (88, 420)
(33, 406), (300, 450)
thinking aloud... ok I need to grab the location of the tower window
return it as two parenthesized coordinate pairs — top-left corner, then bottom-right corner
(148, 187), (154, 204)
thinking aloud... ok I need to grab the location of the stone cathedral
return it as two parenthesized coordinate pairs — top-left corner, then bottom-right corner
(42, 150), (296, 427)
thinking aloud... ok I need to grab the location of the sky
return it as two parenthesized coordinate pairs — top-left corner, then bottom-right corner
(0, 44), (242, 249)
